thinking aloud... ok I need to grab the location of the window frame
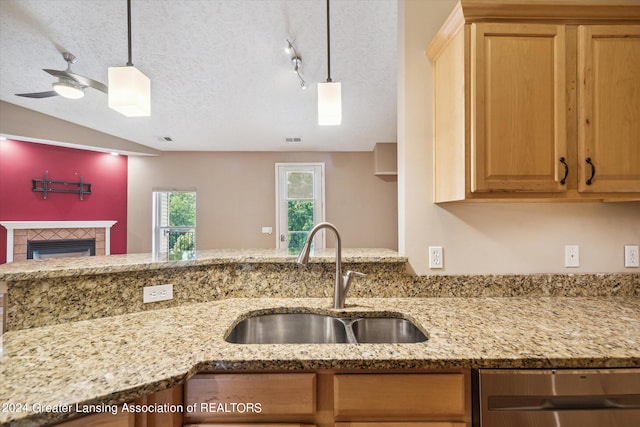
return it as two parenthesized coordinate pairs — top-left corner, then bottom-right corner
(152, 189), (197, 260)
(275, 163), (326, 250)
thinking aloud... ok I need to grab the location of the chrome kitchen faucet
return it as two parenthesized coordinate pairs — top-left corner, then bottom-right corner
(296, 222), (366, 309)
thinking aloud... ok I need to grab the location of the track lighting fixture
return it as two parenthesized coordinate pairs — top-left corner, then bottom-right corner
(318, 0), (341, 126)
(286, 39), (306, 90)
(108, 0), (151, 117)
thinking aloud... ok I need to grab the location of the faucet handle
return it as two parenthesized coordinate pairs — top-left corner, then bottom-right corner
(343, 270), (367, 294)
(345, 270), (367, 279)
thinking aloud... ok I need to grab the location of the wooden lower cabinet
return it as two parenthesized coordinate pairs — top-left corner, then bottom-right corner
(52, 385), (182, 427)
(336, 424), (465, 427)
(182, 370), (471, 427)
(333, 374), (467, 420)
(52, 410), (134, 427)
(183, 373), (317, 423)
(184, 425), (315, 427)
(54, 370), (471, 427)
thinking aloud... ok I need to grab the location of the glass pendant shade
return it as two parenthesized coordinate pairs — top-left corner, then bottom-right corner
(317, 81), (342, 126)
(108, 66), (151, 117)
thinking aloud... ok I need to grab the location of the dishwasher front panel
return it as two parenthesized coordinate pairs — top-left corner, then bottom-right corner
(479, 368), (640, 427)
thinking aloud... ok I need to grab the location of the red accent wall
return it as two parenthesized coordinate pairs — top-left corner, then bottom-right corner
(0, 139), (127, 264)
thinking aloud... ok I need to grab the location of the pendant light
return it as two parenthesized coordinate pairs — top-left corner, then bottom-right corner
(318, 0), (341, 126)
(108, 0), (150, 117)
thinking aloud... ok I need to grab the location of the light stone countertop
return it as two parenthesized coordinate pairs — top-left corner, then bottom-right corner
(0, 248), (406, 281)
(1, 296), (639, 426)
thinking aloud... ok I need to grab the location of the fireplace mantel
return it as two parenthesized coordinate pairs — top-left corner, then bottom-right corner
(1, 220), (117, 263)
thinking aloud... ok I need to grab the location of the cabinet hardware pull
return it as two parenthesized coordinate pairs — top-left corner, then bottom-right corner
(585, 157), (596, 185)
(559, 157), (569, 185)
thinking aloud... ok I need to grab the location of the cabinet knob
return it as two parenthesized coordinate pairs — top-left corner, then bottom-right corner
(559, 157), (569, 185)
(585, 157), (596, 185)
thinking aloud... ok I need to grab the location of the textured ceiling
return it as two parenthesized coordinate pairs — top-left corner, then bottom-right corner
(0, 0), (398, 152)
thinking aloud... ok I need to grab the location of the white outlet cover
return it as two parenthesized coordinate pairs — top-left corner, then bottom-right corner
(625, 245), (639, 268)
(429, 246), (443, 269)
(143, 284), (174, 303)
(565, 245), (580, 268)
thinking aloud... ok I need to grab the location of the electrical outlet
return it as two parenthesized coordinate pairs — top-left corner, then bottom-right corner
(143, 284), (173, 303)
(429, 246), (443, 269)
(565, 245), (580, 268)
(625, 245), (639, 268)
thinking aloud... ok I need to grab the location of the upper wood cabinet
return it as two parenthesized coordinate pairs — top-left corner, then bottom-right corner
(427, 1), (640, 202)
(472, 23), (567, 194)
(578, 25), (640, 193)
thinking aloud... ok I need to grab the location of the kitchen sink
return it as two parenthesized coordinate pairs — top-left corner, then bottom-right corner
(225, 313), (349, 344)
(225, 312), (428, 344)
(351, 317), (428, 343)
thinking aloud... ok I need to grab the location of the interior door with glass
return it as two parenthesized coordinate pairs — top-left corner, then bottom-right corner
(276, 163), (325, 254)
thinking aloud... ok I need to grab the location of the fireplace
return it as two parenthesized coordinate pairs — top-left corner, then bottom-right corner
(0, 221), (117, 262)
(27, 239), (96, 260)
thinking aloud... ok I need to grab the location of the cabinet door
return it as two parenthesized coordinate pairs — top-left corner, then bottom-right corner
(471, 23), (567, 193)
(578, 25), (640, 193)
(333, 374), (466, 420)
(335, 423), (465, 427)
(52, 411), (134, 427)
(183, 373), (316, 423)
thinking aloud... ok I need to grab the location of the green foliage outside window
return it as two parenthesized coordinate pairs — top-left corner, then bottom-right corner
(287, 200), (314, 253)
(169, 192), (196, 226)
(167, 192), (196, 259)
(170, 231), (195, 260)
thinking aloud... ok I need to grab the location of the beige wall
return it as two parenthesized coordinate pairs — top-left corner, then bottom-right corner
(127, 151), (398, 253)
(398, 0), (640, 274)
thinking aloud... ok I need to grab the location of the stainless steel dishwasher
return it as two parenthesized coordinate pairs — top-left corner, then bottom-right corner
(478, 369), (640, 427)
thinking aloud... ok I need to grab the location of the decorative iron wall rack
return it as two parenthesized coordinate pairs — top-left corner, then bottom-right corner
(32, 171), (92, 200)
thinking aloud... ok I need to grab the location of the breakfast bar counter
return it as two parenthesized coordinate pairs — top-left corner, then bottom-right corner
(0, 248), (406, 281)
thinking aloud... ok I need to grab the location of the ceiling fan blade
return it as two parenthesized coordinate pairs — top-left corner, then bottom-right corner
(43, 69), (108, 94)
(42, 68), (68, 78)
(15, 90), (59, 98)
(65, 71), (108, 94)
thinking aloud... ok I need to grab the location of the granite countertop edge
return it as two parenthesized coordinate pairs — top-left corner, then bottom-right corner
(1, 296), (639, 426)
(0, 248), (407, 281)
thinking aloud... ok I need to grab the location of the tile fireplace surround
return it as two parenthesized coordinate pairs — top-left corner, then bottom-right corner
(0, 221), (117, 263)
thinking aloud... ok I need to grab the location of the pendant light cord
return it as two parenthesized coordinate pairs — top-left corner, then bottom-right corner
(326, 0), (332, 83)
(126, 0), (133, 66)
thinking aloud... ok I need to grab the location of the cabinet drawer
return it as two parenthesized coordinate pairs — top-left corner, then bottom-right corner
(334, 374), (465, 419)
(336, 424), (465, 427)
(52, 410), (134, 427)
(184, 373), (316, 421)
(185, 424), (315, 427)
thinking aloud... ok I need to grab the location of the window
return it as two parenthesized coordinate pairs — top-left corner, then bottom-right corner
(152, 190), (196, 260)
(276, 163), (325, 254)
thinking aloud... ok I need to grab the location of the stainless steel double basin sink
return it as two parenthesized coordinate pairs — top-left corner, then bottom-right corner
(225, 312), (428, 344)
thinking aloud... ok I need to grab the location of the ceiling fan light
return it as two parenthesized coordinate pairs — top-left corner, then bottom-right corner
(108, 66), (150, 117)
(318, 81), (341, 126)
(52, 80), (85, 99)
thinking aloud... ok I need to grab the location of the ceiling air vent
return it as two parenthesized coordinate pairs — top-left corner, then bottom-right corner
(285, 137), (302, 143)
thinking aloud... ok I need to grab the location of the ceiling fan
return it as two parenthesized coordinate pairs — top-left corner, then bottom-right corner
(15, 52), (108, 99)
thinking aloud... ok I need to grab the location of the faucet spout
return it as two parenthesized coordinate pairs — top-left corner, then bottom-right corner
(296, 222), (365, 309)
